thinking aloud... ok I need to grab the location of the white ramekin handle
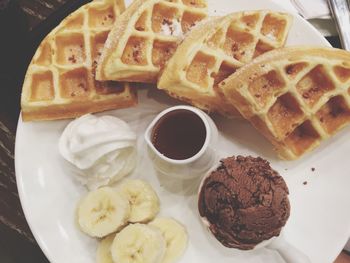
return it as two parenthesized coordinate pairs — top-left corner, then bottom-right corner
(267, 237), (311, 263)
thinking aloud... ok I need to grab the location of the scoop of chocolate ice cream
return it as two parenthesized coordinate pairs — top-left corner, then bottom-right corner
(198, 156), (290, 250)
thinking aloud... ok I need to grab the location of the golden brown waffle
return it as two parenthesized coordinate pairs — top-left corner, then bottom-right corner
(220, 46), (350, 159)
(157, 10), (292, 117)
(96, 0), (208, 83)
(21, 0), (137, 122)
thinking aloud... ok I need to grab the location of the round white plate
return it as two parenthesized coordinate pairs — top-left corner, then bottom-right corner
(16, 0), (350, 263)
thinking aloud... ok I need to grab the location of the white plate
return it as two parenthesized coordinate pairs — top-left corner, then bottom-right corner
(15, 0), (350, 263)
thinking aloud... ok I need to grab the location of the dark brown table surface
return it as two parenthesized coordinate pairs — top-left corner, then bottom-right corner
(0, 0), (349, 262)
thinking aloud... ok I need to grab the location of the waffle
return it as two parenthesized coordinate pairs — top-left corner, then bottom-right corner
(158, 11), (292, 116)
(220, 46), (350, 159)
(96, 0), (208, 83)
(21, 0), (137, 122)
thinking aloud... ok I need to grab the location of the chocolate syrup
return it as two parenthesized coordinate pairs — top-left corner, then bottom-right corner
(151, 110), (207, 160)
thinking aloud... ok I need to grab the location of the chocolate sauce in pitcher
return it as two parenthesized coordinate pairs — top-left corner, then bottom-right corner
(151, 109), (207, 160)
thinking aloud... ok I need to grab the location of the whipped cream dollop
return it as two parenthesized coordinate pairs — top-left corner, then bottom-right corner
(59, 114), (137, 190)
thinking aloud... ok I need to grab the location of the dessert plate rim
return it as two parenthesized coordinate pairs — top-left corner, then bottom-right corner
(15, 0), (349, 263)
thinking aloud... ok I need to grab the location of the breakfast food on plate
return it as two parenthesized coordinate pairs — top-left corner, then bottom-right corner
(219, 46), (350, 159)
(158, 10), (292, 116)
(75, 177), (188, 262)
(96, 0), (208, 83)
(21, 0), (137, 121)
(59, 114), (137, 190)
(96, 234), (115, 263)
(77, 187), (130, 238)
(118, 179), (160, 223)
(198, 156), (290, 250)
(111, 223), (166, 263)
(149, 218), (188, 263)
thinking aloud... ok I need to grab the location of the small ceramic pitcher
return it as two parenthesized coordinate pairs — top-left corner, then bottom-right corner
(145, 105), (218, 179)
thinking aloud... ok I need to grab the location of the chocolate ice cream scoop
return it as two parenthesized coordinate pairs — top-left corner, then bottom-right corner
(198, 155), (290, 250)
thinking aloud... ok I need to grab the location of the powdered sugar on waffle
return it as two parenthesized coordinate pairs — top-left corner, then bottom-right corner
(265, 32), (277, 41)
(161, 18), (183, 37)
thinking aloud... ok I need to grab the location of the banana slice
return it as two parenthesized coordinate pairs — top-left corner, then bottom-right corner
(111, 223), (166, 263)
(149, 218), (188, 263)
(96, 234), (115, 263)
(119, 179), (160, 223)
(77, 187), (130, 238)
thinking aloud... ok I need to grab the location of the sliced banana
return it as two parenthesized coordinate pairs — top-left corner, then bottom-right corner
(149, 218), (188, 263)
(77, 187), (130, 238)
(118, 179), (160, 223)
(96, 234), (115, 263)
(111, 223), (166, 263)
